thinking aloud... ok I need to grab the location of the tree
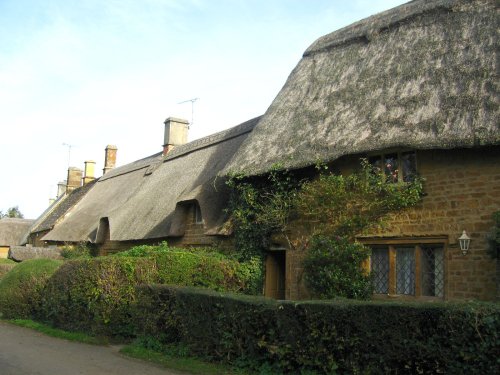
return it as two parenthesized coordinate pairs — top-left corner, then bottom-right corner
(0, 206), (24, 219)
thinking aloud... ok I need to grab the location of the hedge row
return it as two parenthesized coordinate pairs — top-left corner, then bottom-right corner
(0, 250), (262, 337)
(135, 285), (500, 374)
(0, 259), (62, 319)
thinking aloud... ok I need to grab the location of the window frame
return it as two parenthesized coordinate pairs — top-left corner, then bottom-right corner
(360, 237), (447, 300)
(367, 149), (418, 183)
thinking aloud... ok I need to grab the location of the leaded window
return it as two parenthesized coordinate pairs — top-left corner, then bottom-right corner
(369, 151), (417, 183)
(371, 247), (389, 294)
(395, 247), (415, 295)
(369, 243), (445, 298)
(421, 246), (444, 297)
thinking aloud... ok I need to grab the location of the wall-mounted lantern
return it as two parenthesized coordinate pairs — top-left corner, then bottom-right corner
(458, 230), (471, 255)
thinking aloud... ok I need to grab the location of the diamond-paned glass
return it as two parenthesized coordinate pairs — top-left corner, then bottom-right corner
(421, 246), (444, 297)
(371, 247), (389, 294)
(396, 247), (415, 295)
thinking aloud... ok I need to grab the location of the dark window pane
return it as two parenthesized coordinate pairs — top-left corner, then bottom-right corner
(421, 246), (444, 297)
(396, 247), (415, 295)
(371, 247), (389, 294)
(369, 156), (383, 175)
(384, 153), (399, 183)
(402, 152), (417, 182)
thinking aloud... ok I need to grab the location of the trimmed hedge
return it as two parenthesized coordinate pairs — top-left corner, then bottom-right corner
(0, 259), (62, 319)
(38, 251), (261, 336)
(135, 285), (500, 374)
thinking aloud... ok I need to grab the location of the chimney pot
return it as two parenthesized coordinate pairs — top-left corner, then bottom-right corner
(163, 117), (188, 155)
(103, 145), (117, 175)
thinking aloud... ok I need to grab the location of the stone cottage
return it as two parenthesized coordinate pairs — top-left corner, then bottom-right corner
(224, 0), (499, 301)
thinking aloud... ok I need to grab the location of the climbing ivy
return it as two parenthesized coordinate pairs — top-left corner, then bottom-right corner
(227, 159), (424, 299)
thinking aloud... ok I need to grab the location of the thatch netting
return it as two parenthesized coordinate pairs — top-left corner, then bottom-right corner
(224, 0), (499, 176)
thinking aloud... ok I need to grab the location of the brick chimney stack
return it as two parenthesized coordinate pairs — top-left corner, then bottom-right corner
(66, 167), (83, 193)
(163, 117), (188, 156)
(83, 160), (96, 185)
(103, 145), (117, 175)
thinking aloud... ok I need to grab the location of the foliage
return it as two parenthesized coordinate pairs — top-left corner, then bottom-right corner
(39, 257), (156, 337)
(60, 242), (97, 259)
(117, 243), (263, 295)
(0, 205), (24, 218)
(227, 160), (424, 300)
(37, 247), (262, 337)
(0, 258), (16, 280)
(227, 165), (304, 260)
(136, 285), (500, 374)
(303, 235), (372, 299)
(297, 159), (424, 240)
(0, 259), (62, 319)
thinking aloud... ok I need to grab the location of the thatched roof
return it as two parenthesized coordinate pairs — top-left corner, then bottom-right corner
(8, 246), (62, 262)
(0, 218), (35, 246)
(42, 117), (259, 243)
(224, 0), (499, 176)
(29, 180), (98, 235)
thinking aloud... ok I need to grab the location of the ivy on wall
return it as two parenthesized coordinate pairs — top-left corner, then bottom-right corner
(227, 159), (424, 299)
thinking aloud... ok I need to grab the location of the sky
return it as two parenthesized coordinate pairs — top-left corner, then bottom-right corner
(0, 0), (408, 219)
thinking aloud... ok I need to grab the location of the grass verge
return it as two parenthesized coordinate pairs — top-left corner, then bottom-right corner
(121, 342), (251, 375)
(7, 319), (107, 345)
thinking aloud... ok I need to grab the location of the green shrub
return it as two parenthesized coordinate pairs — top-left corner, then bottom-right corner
(0, 259), (62, 319)
(39, 249), (262, 337)
(303, 235), (372, 299)
(40, 257), (156, 337)
(135, 285), (500, 374)
(60, 242), (97, 259)
(0, 258), (16, 280)
(117, 244), (263, 295)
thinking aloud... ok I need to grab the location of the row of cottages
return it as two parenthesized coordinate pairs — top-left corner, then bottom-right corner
(223, 0), (499, 301)
(26, 0), (498, 301)
(29, 117), (259, 254)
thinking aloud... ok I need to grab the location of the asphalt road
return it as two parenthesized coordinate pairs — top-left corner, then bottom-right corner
(0, 321), (185, 375)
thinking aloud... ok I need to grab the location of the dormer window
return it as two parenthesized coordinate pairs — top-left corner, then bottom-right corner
(369, 151), (417, 183)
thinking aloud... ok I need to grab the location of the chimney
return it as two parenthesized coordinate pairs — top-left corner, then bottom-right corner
(163, 117), (188, 155)
(57, 180), (67, 198)
(83, 160), (96, 185)
(66, 167), (83, 193)
(103, 145), (117, 175)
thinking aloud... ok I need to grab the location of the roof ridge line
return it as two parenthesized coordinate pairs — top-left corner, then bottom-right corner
(304, 0), (457, 56)
(162, 116), (261, 162)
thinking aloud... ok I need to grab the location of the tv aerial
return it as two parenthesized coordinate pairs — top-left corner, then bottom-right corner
(178, 97), (199, 129)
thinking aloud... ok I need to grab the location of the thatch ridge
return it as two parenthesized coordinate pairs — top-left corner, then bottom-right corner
(304, 0), (456, 56)
(224, 0), (499, 176)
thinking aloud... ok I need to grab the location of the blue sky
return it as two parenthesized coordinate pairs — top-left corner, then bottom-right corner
(0, 0), (407, 219)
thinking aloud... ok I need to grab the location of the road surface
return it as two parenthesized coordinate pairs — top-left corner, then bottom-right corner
(0, 321), (186, 375)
